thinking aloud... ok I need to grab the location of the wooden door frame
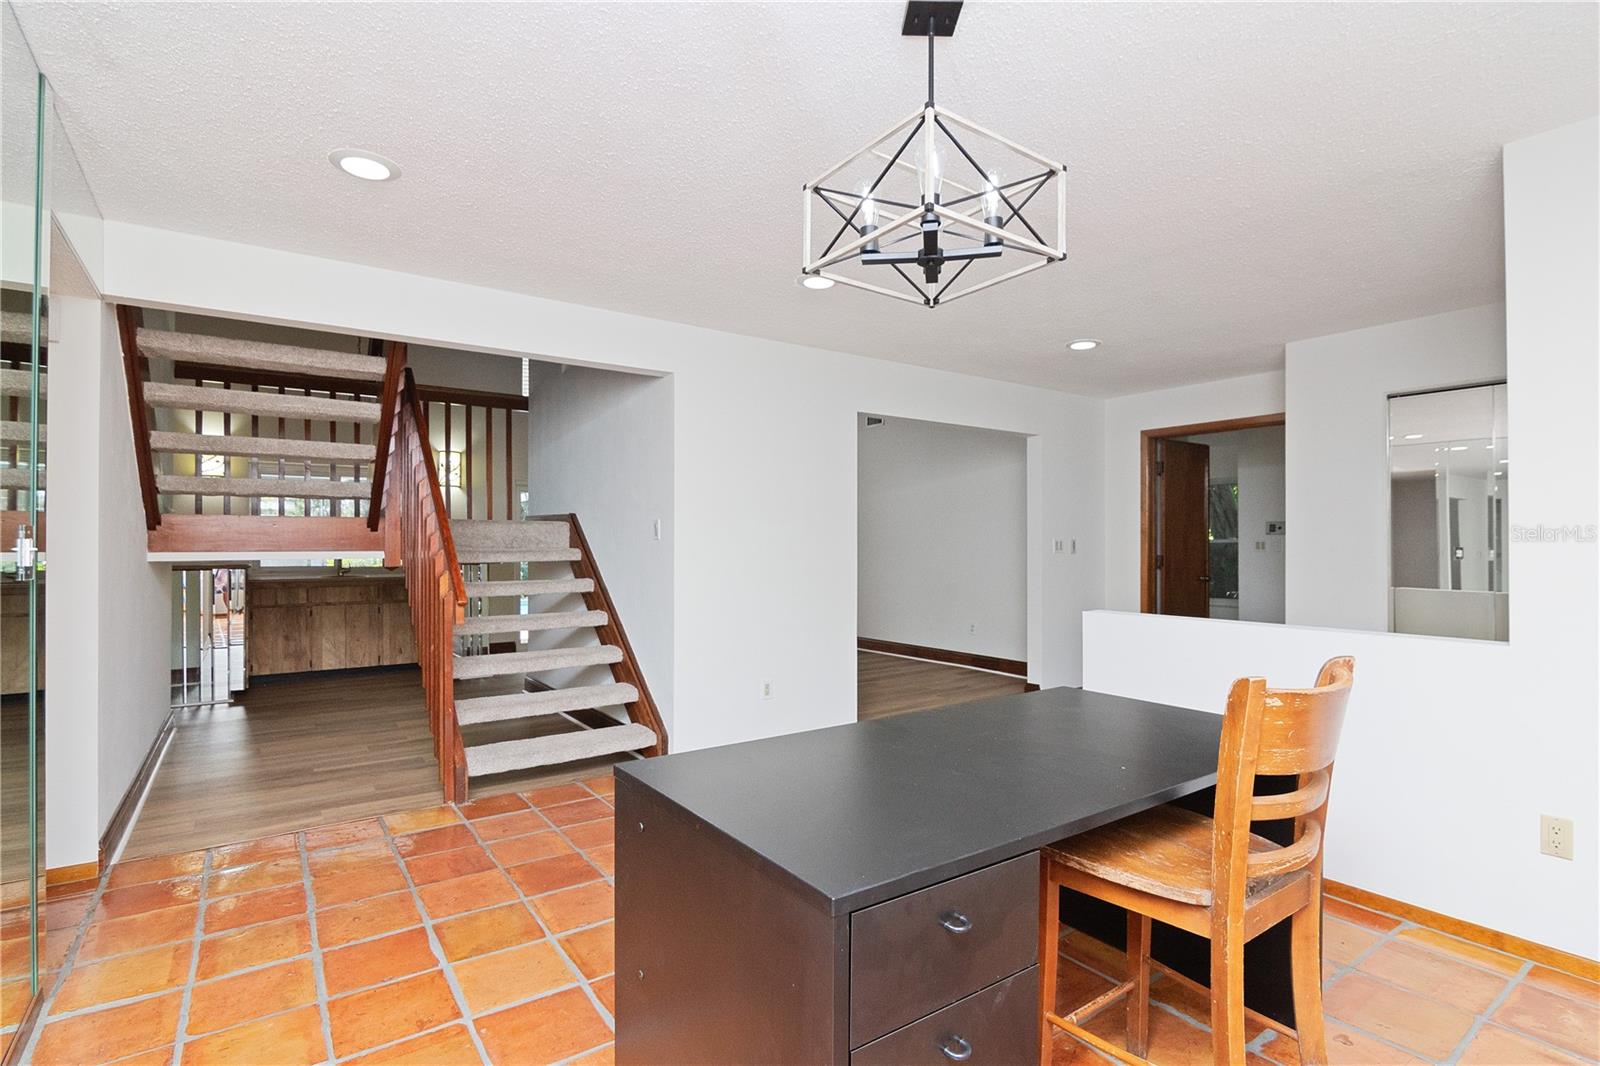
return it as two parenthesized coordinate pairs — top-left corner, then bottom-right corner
(1139, 413), (1286, 614)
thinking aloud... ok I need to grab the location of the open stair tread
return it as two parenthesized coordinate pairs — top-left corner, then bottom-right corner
(0, 368), (44, 394)
(455, 610), (608, 636)
(145, 382), (381, 423)
(456, 548), (582, 564)
(137, 328), (387, 381)
(450, 520), (572, 551)
(0, 421), (43, 443)
(465, 722), (656, 777)
(156, 474), (370, 498)
(149, 431), (377, 464)
(464, 578), (593, 598)
(0, 468), (41, 489)
(456, 682), (639, 725)
(1, 312), (44, 345)
(454, 644), (622, 679)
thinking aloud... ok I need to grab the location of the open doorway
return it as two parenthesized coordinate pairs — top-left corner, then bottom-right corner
(1140, 414), (1286, 621)
(856, 414), (1029, 718)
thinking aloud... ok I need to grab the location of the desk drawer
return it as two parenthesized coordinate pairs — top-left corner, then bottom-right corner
(849, 852), (1038, 1048)
(851, 966), (1037, 1066)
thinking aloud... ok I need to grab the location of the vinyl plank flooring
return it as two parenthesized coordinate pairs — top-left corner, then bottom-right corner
(856, 650), (1028, 721)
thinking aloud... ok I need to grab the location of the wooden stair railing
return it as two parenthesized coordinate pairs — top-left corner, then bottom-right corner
(383, 367), (469, 800)
(367, 341), (407, 531)
(114, 305), (162, 530)
(530, 512), (668, 757)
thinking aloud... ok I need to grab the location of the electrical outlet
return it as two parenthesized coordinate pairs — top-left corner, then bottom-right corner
(761, 681), (774, 701)
(1053, 538), (1064, 554)
(968, 623), (976, 635)
(1541, 815), (1574, 860)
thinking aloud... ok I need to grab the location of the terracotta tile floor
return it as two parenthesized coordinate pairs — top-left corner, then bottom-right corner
(1049, 898), (1600, 1065)
(9, 774), (1599, 1065)
(11, 775), (621, 1066)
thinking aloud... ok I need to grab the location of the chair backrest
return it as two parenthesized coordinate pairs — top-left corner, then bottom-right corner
(1210, 657), (1355, 913)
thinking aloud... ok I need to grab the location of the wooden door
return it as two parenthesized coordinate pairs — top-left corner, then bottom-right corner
(1157, 439), (1210, 616)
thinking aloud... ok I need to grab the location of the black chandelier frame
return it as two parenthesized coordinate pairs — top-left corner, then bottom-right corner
(800, 2), (1066, 307)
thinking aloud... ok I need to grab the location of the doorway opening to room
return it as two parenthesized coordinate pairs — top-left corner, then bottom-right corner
(856, 414), (1029, 719)
(1140, 414), (1287, 620)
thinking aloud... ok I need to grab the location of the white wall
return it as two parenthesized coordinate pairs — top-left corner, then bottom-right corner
(857, 416), (1027, 661)
(45, 297), (171, 868)
(1102, 371), (1285, 612)
(98, 221), (1104, 753)
(525, 363), (675, 735)
(1080, 117), (1600, 962)
(1284, 304), (1507, 631)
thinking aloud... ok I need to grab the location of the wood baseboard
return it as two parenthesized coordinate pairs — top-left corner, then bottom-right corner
(1324, 879), (1600, 982)
(98, 711), (175, 868)
(46, 861), (98, 887)
(857, 638), (1027, 678)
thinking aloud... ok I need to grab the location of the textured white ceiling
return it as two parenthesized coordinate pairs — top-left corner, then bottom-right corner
(11, 2), (1597, 395)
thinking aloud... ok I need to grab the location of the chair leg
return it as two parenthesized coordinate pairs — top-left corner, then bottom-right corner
(1209, 934), (1247, 1066)
(1126, 912), (1151, 1057)
(1291, 899), (1329, 1066)
(1039, 862), (1061, 1066)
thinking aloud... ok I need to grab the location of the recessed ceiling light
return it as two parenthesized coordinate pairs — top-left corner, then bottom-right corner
(799, 275), (835, 290)
(1449, 445), (1468, 451)
(329, 149), (400, 182)
(1068, 339), (1100, 352)
(1403, 433), (1424, 440)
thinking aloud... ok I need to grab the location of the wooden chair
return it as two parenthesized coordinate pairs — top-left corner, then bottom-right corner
(1038, 657), (1355, 1066)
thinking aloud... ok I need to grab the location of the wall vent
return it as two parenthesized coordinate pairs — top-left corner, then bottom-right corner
(864, 416), (885, 428)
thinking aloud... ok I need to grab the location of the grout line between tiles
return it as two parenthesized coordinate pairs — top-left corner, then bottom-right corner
(169, 849), (213, 1066)
(297, 827), (340, 1066)
(376, 811), (495, 1066)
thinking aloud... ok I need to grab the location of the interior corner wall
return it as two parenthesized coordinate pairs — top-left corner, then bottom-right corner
(1101, 371), (1286, 612)
(43, 297), (171, 870)
(857, 417), (1027, 661)
(100, 221), (1104, 753)
(95, 301), (172, 848)
(524, 363), (675, 736)
(1283, 303), (1506, 631)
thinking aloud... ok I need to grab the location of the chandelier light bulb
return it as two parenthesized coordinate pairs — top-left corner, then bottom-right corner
(919, 152), (942, 205)
(982, 174), (1000, 220)
(861, 192), (881, 253)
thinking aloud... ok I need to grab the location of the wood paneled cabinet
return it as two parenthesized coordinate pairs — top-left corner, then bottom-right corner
(248, 572), (415, 676)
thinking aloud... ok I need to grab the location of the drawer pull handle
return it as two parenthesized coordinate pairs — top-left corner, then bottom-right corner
(939, 1035), (973, 1061)
(938, 911), (973, 934)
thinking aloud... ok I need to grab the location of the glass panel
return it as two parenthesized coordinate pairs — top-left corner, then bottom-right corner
(1, 0), (45, 1001)
(1388, 383), (1509, 640)
(1207, 482), (1240, 600)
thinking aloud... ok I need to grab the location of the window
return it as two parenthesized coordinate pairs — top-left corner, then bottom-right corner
(1207, 481), (1239, 600)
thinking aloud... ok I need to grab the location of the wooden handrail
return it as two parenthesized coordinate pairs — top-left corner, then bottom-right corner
(383, 367), (468, 800)
(530, 512), (669, 756)
(366, 341), (407, 531)
(114, 305), (162, 530)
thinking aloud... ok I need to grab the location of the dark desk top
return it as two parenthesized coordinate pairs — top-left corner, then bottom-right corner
(617, 688), (1224, 914)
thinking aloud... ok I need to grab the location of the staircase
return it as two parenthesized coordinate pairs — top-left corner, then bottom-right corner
(1, 310), (45, 507)
(451, 518), (663, 781)
(117, 307), (395, 535)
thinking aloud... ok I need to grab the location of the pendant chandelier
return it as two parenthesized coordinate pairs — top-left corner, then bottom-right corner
(801, 1), (1066, 307)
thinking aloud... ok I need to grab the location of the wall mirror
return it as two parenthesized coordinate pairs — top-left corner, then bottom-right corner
(1388, 382), (1508, 641)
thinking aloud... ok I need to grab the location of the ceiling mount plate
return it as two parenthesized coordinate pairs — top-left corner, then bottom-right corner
(902, 1), (962, 36)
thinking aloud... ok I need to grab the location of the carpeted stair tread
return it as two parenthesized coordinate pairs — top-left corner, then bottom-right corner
(455, 610), (608, 636)
(465, 723), (656, 777)
(456, 682), (639, 725)
(0, 369), (44, 395)
(156, 474), (370, 498)
(464, 578), (593, 598)
(455, 548), (582, 564)
(148, 431), (377, 464)
(1, 312), (43, 345)
(137, 328), (387, 381)
(145, 382), (381, 423)
(0, 421), (43, 443)
(450, 520), (572, 551)
(453, 644), (622, 679)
